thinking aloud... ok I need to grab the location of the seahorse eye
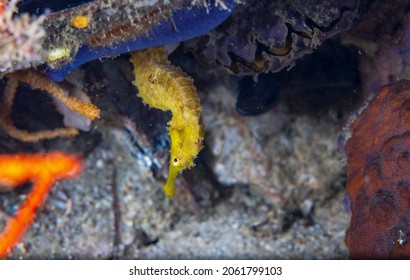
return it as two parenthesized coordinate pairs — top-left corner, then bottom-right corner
(172, 157), (179, 166)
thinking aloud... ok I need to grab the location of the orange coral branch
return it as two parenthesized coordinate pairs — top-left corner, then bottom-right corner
(0, 70), (100, 142)
(12, 71), (100, 121)
(0, 76), (79, 142)
(0, 1), (7, 15)
(0, 152), (83, 258)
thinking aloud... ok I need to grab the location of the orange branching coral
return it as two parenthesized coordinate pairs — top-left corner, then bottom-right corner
(345, 80), (410, 259)
(0, 152), (83, 258)
(0, 1), (6, 15)
(0, 71), (100, 142)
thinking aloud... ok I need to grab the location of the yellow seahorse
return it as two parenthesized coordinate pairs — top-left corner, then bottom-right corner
(130, 47), (204, 197)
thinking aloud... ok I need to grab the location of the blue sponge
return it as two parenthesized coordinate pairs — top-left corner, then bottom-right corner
(46, 1), (237, 82)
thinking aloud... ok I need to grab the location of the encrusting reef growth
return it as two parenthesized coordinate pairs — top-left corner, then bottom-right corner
(0, 0), (410, 259)
(345, 81), (410, 259)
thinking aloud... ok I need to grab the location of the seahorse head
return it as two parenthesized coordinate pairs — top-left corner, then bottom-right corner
(163, 158), (184, 197)
(163, 124), (204, 196)
(163, 139), (196, 197)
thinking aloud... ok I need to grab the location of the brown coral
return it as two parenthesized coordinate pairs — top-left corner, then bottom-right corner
(11, 71), (100, 121)
(0, 70), (100, 142)
(345, 80), (410, 259)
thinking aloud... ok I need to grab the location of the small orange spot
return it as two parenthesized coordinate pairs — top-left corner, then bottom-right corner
(71, 15), (89, 29)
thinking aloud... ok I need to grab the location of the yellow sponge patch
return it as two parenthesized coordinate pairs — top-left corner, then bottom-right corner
(71, 15), (89, 29)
